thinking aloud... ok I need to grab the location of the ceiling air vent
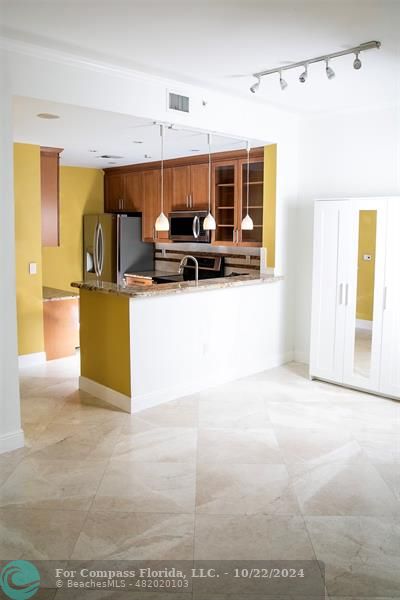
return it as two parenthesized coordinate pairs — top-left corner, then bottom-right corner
(168, 92), (190, 113)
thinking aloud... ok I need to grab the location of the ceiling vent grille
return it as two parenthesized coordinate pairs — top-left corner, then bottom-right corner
(168, 92), (190, 113)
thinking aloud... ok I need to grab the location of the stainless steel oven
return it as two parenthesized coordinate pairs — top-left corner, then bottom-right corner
(169, 211), (211, 242)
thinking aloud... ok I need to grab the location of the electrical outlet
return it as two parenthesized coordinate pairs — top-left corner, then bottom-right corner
(29, 262), (37, 275)
(363, 254), (372, 262)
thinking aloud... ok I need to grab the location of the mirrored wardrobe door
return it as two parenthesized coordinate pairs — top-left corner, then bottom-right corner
(342, 199), (388, 393)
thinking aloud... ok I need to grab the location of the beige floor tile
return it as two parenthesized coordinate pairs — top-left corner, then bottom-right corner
(112, 428), (197, 463)
(0, 448), (27, 486)
(0, 457), (107, 510)
(196, 462), (300, 515)
(122, 397), (198, 432)
(291, 462), (400, 516)
(374, 463), (400, 500)
(194, 514), (316, 560)
(354, 431), (400, 464)
(305, 516), (400, 597)
(0, 508), (86, 559)
(274, 427), (365, 466)
(197, 428), (282, 464)
(29, 422), (121, 461)
(198, 395), (271, 430)
(71, 511), (194, 560)
(93, 461), (196, 513)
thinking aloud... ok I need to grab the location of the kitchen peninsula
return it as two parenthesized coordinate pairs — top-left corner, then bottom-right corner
(72, 273), (283, 413)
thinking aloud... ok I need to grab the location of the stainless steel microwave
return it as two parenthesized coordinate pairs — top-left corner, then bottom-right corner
(169, 210), (211, 242)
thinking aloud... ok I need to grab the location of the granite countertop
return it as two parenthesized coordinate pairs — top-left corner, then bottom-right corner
(71, 273), (283, 299)
(43, 286), (79, 302)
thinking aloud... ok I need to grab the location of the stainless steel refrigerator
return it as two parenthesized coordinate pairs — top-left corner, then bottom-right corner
(83, 214), (154, 284)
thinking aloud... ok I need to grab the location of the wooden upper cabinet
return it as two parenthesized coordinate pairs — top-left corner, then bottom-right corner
(40, 147), (63, 247)
(238, 157), (264, 247)
(171, 166), (190, 210)
(170, 163), (209, 211)
(142, 169), (172, 241)
(104, 174), (124, 212)
(190, 163), (209, 209)
(124, 172), (143, 212)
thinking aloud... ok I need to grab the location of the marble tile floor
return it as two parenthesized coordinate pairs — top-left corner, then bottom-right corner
(0, 354), (399, 599)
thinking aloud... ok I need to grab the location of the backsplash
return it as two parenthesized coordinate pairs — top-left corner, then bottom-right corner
(155, 242), (268, 276)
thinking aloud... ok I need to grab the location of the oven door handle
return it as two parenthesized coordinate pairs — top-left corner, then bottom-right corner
(192, 215), (200, 239)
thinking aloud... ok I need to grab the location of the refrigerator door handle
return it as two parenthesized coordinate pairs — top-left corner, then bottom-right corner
(93, 223), (99, 276)
(98, 223), (104, 276)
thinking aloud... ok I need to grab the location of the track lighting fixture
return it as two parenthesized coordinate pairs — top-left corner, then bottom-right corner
(353, 52), (362, 70)
(299, 64), (308, 83)
(250, 76), (261, 93)
(249, 40), (380, 93)
(279, 71), (288, 90)
(325, 60), (335, 80)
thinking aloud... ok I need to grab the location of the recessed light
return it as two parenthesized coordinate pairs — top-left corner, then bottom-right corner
(37, 113), (60, 119)
(108, 162), (117, 165)
(88, 149), (97, 153)
(190, 149), (200, 152)
(144, 154), (152, 159)
(133, 140), (143, 144)
(97, 155), (124, 159)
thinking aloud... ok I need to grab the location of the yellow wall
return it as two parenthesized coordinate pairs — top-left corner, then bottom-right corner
(356, 210), (377, 321)
(80, 289), (131, 396)
(263, 144), (277, 268)
(14, 144), (45, 355)
(42, 166), (103, 290)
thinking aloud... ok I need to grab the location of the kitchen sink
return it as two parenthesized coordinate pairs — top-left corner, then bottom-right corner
(153, 274), (185, 284)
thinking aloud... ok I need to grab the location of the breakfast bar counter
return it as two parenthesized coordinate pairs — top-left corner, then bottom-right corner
(72, 274), (284, 413)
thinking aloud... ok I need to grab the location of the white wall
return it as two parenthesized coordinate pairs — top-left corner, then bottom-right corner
(295, 106), (400, 362)
(0, 50), (24, 453)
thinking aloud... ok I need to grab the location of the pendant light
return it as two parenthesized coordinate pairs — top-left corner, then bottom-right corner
(155, 124), (169, 232)
(241, 141), (254, 231)
(203, 133), (216, 231)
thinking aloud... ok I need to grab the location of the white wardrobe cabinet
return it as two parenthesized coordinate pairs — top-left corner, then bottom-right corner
(310, 197), (400, 400)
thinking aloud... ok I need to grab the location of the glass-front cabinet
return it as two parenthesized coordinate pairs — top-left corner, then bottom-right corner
(212, 156), (264, 246)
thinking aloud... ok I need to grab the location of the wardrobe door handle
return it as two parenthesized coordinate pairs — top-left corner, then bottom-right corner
(339, 283), (343, 305)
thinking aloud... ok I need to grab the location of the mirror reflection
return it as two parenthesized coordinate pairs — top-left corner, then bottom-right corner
(354, 210), (377, 378)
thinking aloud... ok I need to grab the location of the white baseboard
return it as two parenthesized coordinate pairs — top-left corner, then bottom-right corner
(18, 352), (46, 368)
(79, 376), (131, 413)
(0, 429), (25, 454)
(132, 351), (293, 413)
(356, 319), (373, 331)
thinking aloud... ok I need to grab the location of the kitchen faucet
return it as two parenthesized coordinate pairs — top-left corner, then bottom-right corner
(178, 255), (199, 284)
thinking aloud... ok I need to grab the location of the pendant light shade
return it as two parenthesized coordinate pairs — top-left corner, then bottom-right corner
(155, 124), (169, 232)
(241, 213), (254, 230)
(204, 211), (216, 230)
(155, 211), (169, 231)
(241, 141), (254, 231)
(203, 133), (216, 231)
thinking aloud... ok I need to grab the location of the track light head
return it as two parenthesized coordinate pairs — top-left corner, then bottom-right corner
(250, 77), (261, 93)
(325, 60), (335, 80)
(279, 71), (288, 90)
(299, 64), (308, 83)
(353, 52), (362, 70)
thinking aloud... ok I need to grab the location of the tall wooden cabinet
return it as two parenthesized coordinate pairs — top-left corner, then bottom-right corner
(310, 197), (400, 399)
(40, 146), (63, 247)
(213, 155), (264, 246)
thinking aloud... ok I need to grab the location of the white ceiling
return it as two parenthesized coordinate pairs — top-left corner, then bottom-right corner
(1, 0), (399, 114)
(13, 97), (265, 168)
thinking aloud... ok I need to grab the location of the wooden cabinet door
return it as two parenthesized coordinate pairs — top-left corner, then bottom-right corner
(190, 163), (209, 210)
(124, 172), (143, 212)
(105, 174), (125, 212)
(142, 171), (159, 241)
(171, 166), (190, 210)
(41, 147), (62, 247)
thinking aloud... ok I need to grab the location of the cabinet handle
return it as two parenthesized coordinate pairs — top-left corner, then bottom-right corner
(232, 229), (236, 243)
(186, 194), (189, 208)
(190, 193), (193, 208)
